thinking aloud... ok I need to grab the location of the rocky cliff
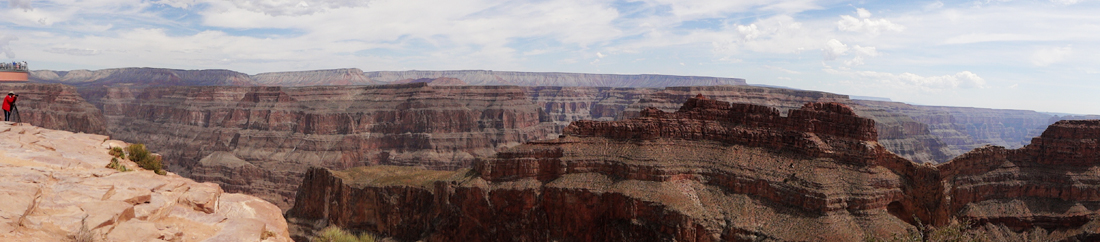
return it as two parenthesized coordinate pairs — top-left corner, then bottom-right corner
(100, 83), (555, 209)
(0, 122), (291, 242)
(612, 86), (955, 164)
(0, 83), (108, 135)
(251, 69), (382, 86)
(937, 119), (1100, 241)
(286, 96), (1100, 241)
(285, 95), (946, 241)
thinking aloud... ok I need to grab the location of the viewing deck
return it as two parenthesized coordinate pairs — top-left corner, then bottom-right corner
(1, 61), (29, 82)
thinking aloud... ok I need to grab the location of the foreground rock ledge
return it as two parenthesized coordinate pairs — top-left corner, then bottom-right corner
(0, 122), (291, 242)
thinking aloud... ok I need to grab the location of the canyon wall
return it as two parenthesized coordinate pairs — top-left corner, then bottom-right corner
(100, 83), (555, 209)
(251, 68), (382, 86)
(286, 96), (945, 241)
(937, 119), (1100, 241)
(0, 83), (107, 135)
(286, 97), (1100, 241)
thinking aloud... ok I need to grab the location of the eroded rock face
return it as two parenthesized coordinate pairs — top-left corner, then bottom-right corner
(617, 86), (955, 164)
(0, 122), (290, 242)
(0, 83), (107, 135)
(286, 96), (945, 241)
(100, 83), (555, 209)
(938, 120), (1100, 241)
(251, 69), (382, 86)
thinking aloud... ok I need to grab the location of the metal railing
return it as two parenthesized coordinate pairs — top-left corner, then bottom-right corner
(0, 61), (28, 71)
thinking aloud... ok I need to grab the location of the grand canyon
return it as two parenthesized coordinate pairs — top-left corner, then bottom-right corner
(3, 67), (1098, 241)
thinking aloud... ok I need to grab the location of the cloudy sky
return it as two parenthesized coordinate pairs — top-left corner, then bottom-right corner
(1, 0), (1098, 114)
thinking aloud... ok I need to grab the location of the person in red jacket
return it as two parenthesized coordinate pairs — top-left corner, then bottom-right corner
(3, 91), (16, 122)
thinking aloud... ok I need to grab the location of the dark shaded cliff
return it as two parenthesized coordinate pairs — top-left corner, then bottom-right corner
(286, 96), (945, 241)
(286, 97), (1100, 241)
(0, 83), (107, 135)
(100, 83), (555, 209)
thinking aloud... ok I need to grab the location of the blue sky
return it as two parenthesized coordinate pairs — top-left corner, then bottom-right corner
(2, 0), (1099, 114)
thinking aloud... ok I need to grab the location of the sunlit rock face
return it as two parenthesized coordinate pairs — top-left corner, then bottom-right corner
(0, 83), (108, 135)
(285, 96), (944, 241)
(0, 122), (291, 242)
(99, 83), (556, 209)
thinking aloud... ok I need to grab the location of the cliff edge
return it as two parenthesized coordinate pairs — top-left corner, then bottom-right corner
(0, 122), (291, 242)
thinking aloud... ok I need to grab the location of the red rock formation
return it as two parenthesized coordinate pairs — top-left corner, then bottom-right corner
(938, 120), (1100, 240)
(0, 83), (107, 135)
(100, 83), (555, 209)
(287, 95), (945, 241)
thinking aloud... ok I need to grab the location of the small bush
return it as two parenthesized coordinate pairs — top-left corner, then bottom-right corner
(311, 226), (377, 242)
(106, 157), (131, 172)
(125, 144), (165, 175)
(108, 147), (125, 158)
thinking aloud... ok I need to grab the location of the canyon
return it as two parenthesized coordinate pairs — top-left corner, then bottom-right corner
(286, 96), (1100, 241)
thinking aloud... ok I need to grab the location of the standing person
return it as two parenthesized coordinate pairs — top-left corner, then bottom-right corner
(3, 92), (16, 122)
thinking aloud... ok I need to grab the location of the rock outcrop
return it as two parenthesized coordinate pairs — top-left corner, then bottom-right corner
(938, 120), (1100, 241)
(0, 122), (291, 242)
(616, 86), (955, 164)
(30, 68), (256, 87)
(286, 95), (945, 241)
(100, 83), (555, 209)
(0, 83), (108, 135)
(390, 77), (467, 86)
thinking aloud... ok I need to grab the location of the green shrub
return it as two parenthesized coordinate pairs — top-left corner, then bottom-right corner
(106, 157), (131, 172)
(311, 226), (377, 242)
(125, 144), (165, 175)
(108, 146), (125, 158)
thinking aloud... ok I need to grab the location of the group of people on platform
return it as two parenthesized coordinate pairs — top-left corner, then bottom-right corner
(1, 61), (28, 71)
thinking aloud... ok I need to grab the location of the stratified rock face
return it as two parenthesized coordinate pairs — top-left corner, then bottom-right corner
(616, 86), (954, 164)
(0, 83), (107, 135)
(363, 70), (748, 87)
(251, 68), (382, 86)
(390, 77), (467, 86)
(287, 96), (946, 241)
(101, 83), (555, 209)
(937, 120), (1100, 240)
(855, 100), (1056, 159)
(0, 123), (291, 242)
(522, 86), (656, 133)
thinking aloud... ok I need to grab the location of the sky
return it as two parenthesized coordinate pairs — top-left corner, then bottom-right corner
(1, 0), (1099, 114)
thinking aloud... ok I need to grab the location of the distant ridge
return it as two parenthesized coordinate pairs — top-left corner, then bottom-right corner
(33, 67), (747, 88)
(359, 70), (747, 87)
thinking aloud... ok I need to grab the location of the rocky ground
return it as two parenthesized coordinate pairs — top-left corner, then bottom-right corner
(0, 122), (291, 242)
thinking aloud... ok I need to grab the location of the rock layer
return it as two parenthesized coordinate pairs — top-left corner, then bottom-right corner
(286, 96), (945, 241)
(286, 96), (1100, 241)
(100, 83), (555, 209)
(0, 122), (291, 242)
(0, 83), (107, 135)
(938, 120), (1100, 241)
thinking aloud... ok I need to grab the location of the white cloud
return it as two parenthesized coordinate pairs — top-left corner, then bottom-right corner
(837, 10), (904, 35)
(924, 1), (944, 10)
(1031, 45), (1072, 66)
(596, 52), (605, 58)
(826, 66), (987, 91)
(856, 8), (871, 18)
(823, 39), (848, 60)
(0, 34), (16, 58)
